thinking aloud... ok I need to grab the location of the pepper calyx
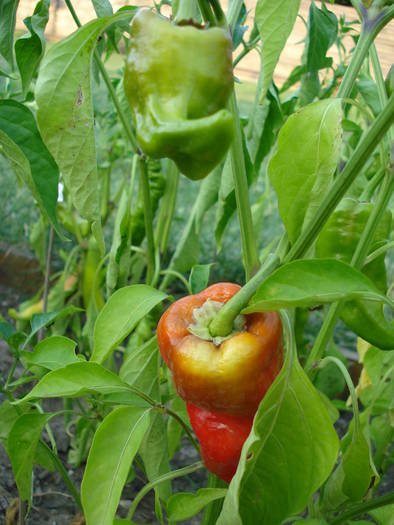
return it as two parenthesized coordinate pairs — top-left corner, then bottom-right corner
(187, 299), (246, 345)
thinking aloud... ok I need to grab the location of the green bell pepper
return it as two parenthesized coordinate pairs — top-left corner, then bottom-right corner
(124, 9), (234, 180)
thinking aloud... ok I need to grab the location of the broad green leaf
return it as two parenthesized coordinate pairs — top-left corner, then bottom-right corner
(16, 362), (133, 403)
(306, 1), (337, 72)
(92, 285), (167, 364)
(81, 406), (150, 525)
(120, 338), (171, 501)
(35, 12), (132, 224)
(162, 167), (221, 289)
(0, 0), (19, 67)
(167, 395), (188, 459)
(15, 0), (50, 95)
(167, 488), (227, 521)
(0, 100), (61, 235)
(21, 335), (78, 370)
(268, 99), (342, 244)
(0, 401), (29, 448)
(243, 260), (391, 314)
(8, 412), (55, 503)
(189, 264), (213, 294)
(255, 0), (301, 101)
(217, 315), (339, 525)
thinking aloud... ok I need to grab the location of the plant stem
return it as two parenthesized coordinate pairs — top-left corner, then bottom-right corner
(63, 0), (138, 152)
(330, 490), (394, 524)
(365, 240), (394, 265)
(155, 161), (179, 256)
(162, 406), (200, 453)
(228, 91), (260, 281)
(336, 5), (394, 99)
(305, 171), (394, 373)
(319, 356), (360, 435)
(127, 462), (204, 520)
(284, 93), (394, 263)
(174, 0), (199, 22)
(37, 225), (54, 342)
(209, 254), (279, 337)
(360, 166), (386, 200)
(198, 0), (216, 25)
(39, 440), (82, 510)
(138, 157), (156, 285)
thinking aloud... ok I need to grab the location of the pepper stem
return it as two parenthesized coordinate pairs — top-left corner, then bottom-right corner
(209, 254), (280, 338)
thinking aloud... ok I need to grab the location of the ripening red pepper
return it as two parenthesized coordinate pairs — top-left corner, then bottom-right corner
(186, 403), (254, 483)
(157, 283), (283, 482)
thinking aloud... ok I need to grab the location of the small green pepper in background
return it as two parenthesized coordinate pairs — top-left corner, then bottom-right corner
(124, 9), (234, 180)
(316, 197), (393, 350)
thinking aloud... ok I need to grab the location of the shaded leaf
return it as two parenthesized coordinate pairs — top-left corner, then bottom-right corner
(0, 100), (61, 235)
(0, 0), (19, 67)
(15, 0), (50, 95)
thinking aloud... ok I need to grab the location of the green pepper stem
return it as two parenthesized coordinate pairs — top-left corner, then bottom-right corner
(209, 254), (280, 337)
(284, 93), (394, 263)
(336, 4), (394, 99)
(138, 157), (156, 285)
(330, 490), (394, 525)
(305, 170), (394, 374)
(64, 0), (139, 152)
(174, 0), (200, 22)
(198, 0), (216, 25)
(228, 91), (260, 281)
(127, 461), (204, 520)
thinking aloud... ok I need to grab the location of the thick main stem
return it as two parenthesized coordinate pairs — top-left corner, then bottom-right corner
(330, 490), (394, 524)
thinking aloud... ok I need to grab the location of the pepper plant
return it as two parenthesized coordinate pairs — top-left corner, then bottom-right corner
(0, 0), (393, 524)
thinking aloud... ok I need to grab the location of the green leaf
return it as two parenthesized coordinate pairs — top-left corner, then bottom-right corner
(92, 285), (167, 364)
(217, 315), (339, 525)
(91, 0), (113, 17)
(16, 362), (133, 403)
(0, 0), (19, 67)
(268, 99), (342, 244)
(368, 503), (394, 525)
(15, 0), (50, 95)
(21, 335), (78, 370)
(0, 100), (62, 236)
(167, 488), (227, 521)
(81, 406), (150, 525)
(8, 412), (55, 503)
(35, 12), (132, 224)
(255, 0), (301, 101)
(189, 264), (213, 294)
(0, 401), (29, 448)
(243, 259), (390, 313)
(120, 338), (171, 501)
(26, 305), (82, 346)
(306, 1), (337, 72)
